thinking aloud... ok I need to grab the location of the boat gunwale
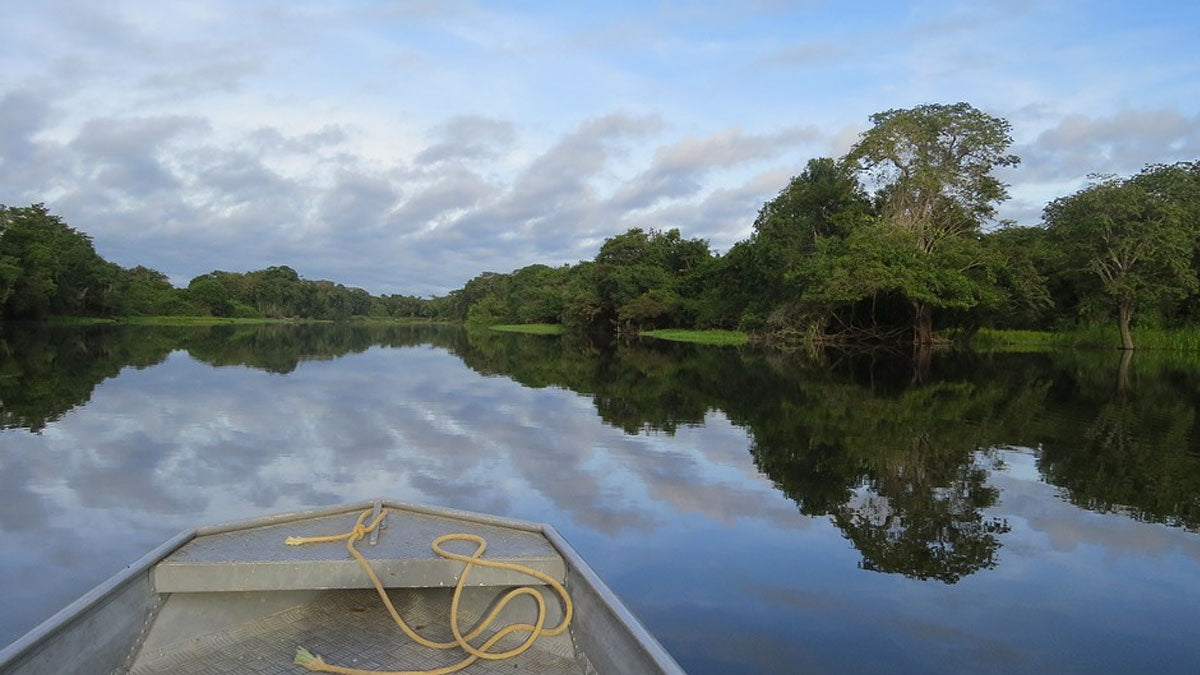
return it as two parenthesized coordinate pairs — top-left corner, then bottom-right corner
(541, 525), (684, 674)
(0, 529), (195, 670)
(0, 498), (685, 675)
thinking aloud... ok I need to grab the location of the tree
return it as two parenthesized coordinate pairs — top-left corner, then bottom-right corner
(0, 204), (117, 319)
(1044, 174), (1197, 349)
(593, 227), (711, 332)
(1129, 162), (1200, 325)
(187, 275), (235, 316)
(845, 103), (1020, 344)
(735, 158), (874, 333)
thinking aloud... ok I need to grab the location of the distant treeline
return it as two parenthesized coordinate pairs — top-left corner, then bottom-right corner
(446, 104), (1200, 350)
(4, 102), (1199, 347)
(0, 203), (440, 322)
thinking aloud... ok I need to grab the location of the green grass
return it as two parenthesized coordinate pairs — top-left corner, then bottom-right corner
(348, 316), (451, 324)
(489, 323), (566, 335)
(640, 328), (748, 346)
(973, 326), (1200, 352)
(45, 316), (121, 325)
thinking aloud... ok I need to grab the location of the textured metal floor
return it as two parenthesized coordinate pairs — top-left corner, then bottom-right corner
(128, 589), (592, 675)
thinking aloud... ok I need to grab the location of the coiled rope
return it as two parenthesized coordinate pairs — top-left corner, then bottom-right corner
(285, 508), (573, 675)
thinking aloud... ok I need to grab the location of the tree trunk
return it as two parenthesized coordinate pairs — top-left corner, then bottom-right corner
(912, 343), (932, 385)
(913, 302), (934, 345)
(1118, 303), (1134, 350)
(1117, 349), (1133, 393)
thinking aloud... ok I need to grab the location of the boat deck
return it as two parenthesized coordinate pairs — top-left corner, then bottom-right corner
(0, 500), (682, 675)
(130, 588), (592, 674)
(155, 507), (566, 593)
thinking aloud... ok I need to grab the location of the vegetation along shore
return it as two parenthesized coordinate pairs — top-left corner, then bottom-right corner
(3, 102), (1198, 351)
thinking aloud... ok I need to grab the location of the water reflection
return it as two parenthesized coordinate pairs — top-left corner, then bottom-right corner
(3, 324), (1199, 537)
(1, 324), (1199, 672)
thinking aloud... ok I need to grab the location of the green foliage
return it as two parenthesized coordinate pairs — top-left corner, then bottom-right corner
(1044, 173), (1198, 348)
(847, 102), (1019, 234)
(465, 293), (508, 326)
(0, 203), (454, 323)
(837, 102), (1020, 343)
(593, 227), (713, 332)
(0, 204), (124, 319)
(187, 275), (236, 316)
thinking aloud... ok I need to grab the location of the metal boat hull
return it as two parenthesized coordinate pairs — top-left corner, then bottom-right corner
(0, 499), (683, 675)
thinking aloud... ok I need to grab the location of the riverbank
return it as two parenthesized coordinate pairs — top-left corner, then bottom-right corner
(488, 323), (566, 335)
(639, 328), (748, 345)
(972, 327), (1200, 352)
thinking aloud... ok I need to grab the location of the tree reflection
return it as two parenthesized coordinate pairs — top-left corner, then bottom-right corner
(4, 323), (1199, 584)
(1036, 350), (1200, 530)
(740, 363), (1034, 583)
(834, 447), (1010, 584)
(0, 325), (174, 431)
(0, 323), (461, 431)
(448, 330), (1200, 577)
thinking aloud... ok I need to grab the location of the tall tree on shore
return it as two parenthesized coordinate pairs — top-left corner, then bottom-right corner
(1043, 172), (1197, 349)
(741, 157), (873, 333)
(844, 102), (1020, 344)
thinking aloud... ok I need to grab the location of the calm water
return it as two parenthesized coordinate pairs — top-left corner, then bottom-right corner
(1, 323), (1199, 673)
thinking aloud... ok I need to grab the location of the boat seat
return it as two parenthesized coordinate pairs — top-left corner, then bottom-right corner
(153, 509), (566, 593)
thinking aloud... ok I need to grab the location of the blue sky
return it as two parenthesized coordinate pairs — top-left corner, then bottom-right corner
(2, 0), (1198, 295)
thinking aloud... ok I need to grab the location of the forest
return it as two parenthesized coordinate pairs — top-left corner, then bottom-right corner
(0, 203), (436, 322)
(3, 102), (1198, 349)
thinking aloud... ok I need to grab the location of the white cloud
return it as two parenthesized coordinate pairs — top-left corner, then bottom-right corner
(1, 0), (1197, 289)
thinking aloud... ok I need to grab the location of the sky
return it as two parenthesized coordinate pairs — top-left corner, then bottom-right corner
(2, 0), (1198, 296)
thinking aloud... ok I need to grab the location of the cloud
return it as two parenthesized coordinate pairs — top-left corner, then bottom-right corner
(0, 90), (75, 203)
(245, 124), (349, 155)
(139, 58), (260, 97)
(415, 115), (516, 165)
(317, 171), (402, 239)
(3, 2), (1197, 295)
(1019, 108), (1200, 182)
(994, 107), (1200, 224)
(414, 112), (666, 274)
(388, 165), (496, 235)
(612, 126), (819, 211)
(0, 91), (52, 164)
(634, 168), (795, 247)
(69, 115), (211, 197)
(506, 112), (664, 211)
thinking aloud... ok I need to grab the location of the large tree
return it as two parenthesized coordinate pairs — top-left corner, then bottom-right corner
(592, 227), (711, 332)
(845, 102), (1020, 344)
(0, 203), (121, 319)
(740, 157), (873, 333)
(1044, 173), (1197, 349)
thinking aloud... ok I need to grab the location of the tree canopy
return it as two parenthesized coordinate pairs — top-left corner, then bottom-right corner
(1044, 169), (1198, 349)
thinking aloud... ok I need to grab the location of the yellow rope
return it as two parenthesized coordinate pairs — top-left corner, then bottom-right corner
(284, 508), (573, 675)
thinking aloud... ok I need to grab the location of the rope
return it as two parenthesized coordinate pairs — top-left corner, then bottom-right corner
(284, 508), (573, 675)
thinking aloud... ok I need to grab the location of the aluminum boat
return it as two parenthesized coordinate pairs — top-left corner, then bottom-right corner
(0, 499), (684, 675)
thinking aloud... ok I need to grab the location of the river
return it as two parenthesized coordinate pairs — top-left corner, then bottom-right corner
(1, 323), (1198, 673)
